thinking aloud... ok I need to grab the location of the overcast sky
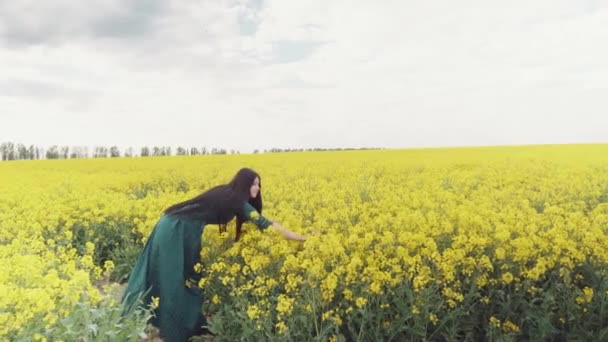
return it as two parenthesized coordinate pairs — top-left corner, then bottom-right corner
(1, 0), (607, 152)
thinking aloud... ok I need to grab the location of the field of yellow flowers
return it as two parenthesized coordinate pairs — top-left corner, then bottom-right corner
(1, 145), (608, 341)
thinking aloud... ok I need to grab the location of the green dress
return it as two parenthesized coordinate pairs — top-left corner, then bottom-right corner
(122, 202), (273, 342)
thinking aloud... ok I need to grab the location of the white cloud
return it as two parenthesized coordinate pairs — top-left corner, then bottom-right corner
(1, 0), (607, 152)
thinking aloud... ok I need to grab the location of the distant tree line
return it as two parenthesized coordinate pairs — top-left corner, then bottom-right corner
(1, 142), (383, 161)
(0, 142), (239, 161)
(255, 147), (383, 154)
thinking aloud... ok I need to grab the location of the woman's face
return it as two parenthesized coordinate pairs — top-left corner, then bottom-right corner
(250, 177), (260, 198)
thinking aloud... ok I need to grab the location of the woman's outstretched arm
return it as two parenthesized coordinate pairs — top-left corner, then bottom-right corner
(271, 221), (306, 241)
(241, 202), (306, 241)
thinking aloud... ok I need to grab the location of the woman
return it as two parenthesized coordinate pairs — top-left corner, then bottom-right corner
(122, 168), (305, 341)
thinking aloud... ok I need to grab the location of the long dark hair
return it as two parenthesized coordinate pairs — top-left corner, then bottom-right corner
(163, 167), (263, 241)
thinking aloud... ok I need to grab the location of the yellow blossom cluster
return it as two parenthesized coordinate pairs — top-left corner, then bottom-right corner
(1, 145), (608, 339)
(0, 156), (257, 337)
(196, 145), (608, 336)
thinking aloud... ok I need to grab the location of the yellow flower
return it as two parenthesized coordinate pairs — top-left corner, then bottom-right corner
(583, 287), (594, 302)
(103, 260), (115, 273)
(502, 320), (520, 333)
(85, 241), (95, 255)
(276, 321), (288, 334)
(276, 294), (295, 316)
(495, 247), (506, 260)
(321, 273), (338, 302)
(322, 310), (334, 321)
(343, 289), (353, 300)
(247, 305), (261, 320)
(33, 333), (47, 342)
(489, 316), (501, 328)
(576, 286), (594, 304)
(151, 296), (160, 309)
(369, 281), (382, 294)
